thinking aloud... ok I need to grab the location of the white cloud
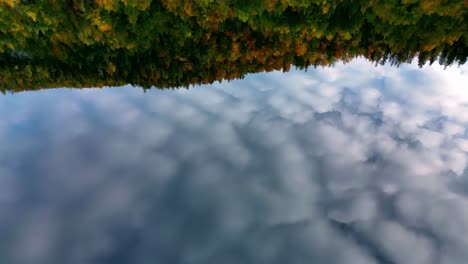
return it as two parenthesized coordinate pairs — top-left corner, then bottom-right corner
(373, 220), (435, 264)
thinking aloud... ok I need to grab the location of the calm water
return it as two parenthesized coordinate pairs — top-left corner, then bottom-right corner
(1, 60), (468, 264)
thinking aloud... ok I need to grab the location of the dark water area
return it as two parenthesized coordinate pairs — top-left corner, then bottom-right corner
(1, 60), (468, 264)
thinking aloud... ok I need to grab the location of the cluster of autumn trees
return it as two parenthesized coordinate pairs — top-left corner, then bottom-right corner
(0, 0), (467, 92)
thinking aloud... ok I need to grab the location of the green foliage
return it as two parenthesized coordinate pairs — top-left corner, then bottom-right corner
(0, 0), (466, 92)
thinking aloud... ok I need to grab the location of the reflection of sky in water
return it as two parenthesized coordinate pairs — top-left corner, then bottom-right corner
(1, 59), (468, 264)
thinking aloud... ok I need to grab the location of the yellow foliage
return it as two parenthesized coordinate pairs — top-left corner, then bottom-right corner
(53, 32), (74, 44)
(93, 34), (103, 42)
(123, 0), (152, 10)
(273, 50), (283, 56)
(343, 32), (352, 40)
(162, 0), (178, 11)
(322, 5), (329, 14)
(231, 42), (240, 55)
(25, 11), (37, 22)
(419, 0), (440, 13)
(184, 0), (194, 16)
(294, 43), (307, 56)
(422, 43), (437, 51)
(0, 0), (20, 8)
(265, 0), (277, 12)
(91, 14), (113, 32)
(105, 63), (116, 75)
(97, 23), (112, 32)
(278, 27), (290, 34)
(445, 35), (460, 45)
(95, 0), (118, 11)
(126, 42), (136, 49)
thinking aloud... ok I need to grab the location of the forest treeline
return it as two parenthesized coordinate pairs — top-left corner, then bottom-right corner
(1, 0), (467, 92)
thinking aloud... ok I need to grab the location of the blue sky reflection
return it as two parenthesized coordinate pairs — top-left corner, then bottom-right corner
(1, 59), (468, 264)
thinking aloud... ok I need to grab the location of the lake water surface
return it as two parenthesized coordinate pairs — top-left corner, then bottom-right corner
(1, 60), (468, 264)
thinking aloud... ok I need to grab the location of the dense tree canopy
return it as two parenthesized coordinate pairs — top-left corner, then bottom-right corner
(1, 0), (467, 92)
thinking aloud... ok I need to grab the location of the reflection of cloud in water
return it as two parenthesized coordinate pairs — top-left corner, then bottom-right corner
(0, 59), (468, 264)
